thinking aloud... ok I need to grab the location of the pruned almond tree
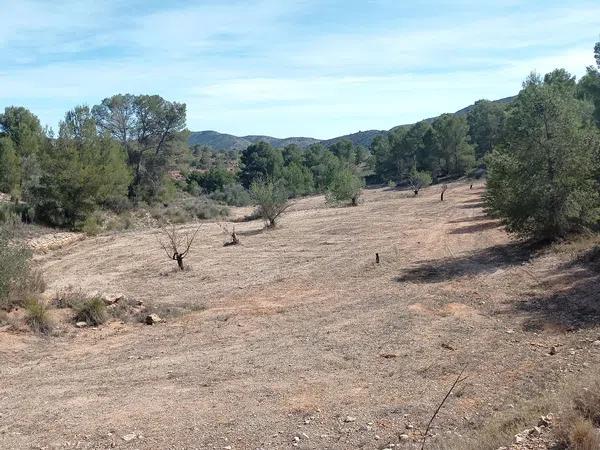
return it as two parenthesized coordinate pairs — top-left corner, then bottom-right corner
(218, 223), (240, 246)
(158, 224), (200, 271)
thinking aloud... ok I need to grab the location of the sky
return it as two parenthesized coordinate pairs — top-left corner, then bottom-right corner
(1, 0), (599, 139)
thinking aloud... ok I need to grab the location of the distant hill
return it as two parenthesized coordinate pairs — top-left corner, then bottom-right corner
(188, 131), (319, 151)
(188, 96), (515, 151)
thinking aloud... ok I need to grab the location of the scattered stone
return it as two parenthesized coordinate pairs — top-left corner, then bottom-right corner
(122, 433), (137, 442)
(145, 314), (162, 325)
(379, 353), (397, 359)
(223, 447), (232, 450)
(441, 342), (455, 351)
(374, 435), (381, 440)
(406, 424), (414, 430)
(399, 434), (410, 441)
(529, 426), (542, 436)
(103, 294), (124, 305)
(344, 416), (356, 423)
(75, 322), (87, 328)
(293, 436), (300, 442)
(549, 346), (557, 355)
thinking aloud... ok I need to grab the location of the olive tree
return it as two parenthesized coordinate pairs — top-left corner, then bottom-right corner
(250, 178), (290, 228)
(326, 168), (364, 206)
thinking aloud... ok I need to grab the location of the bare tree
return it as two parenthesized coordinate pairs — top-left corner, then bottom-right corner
(440, 184), (448, 201)
(158, 224), (200, 271)
(218, 223), (240, 246)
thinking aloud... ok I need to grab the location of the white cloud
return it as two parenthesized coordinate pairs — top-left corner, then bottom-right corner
(0, 0), (598, 137)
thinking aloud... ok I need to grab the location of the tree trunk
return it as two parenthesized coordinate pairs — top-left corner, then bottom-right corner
(414, 190), (419, 196)
(441, 191), (445, 202)
(351, 196), (358, 206)
(176, 255), (184, 271)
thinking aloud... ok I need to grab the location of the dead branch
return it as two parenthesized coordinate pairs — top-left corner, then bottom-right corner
(420, 365), (467, 450)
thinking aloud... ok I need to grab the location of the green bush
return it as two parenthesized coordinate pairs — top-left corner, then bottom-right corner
(326, 168), (365, 206)
(209, 183), (252, 206)
(250, 178), (290, 227)
(0, 233), (33, 310)
(408, 168), (432, 195)
(25, 298), (53, 335)
(81, 213), (102, 236)
(74, 297), (108, 326)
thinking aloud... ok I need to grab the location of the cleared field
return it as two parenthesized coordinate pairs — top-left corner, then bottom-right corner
(1, 181), (599, 449)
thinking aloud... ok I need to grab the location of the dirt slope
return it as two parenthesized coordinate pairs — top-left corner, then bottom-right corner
(1, 181), (599, 450)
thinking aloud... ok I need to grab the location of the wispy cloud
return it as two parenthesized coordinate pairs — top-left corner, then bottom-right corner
(0, 0), (598, 138)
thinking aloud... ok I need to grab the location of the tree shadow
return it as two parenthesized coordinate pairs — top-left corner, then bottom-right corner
(395, 242), (535, 283)
(448, 215), (490, 224)
(461, 197), (484, 204)
(514, 246), (600, 331)
(448, 221), (502, 234)
(459, 202), (486, 209)
(514, 270), (600, 331)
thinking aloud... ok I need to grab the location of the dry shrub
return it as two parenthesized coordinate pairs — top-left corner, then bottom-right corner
(74, 297), (108, 326)
(555, 378), (600, 449)
(573, 381), (600, 426)
(25, 298), (53, 335)
(567, 419), (600, 450)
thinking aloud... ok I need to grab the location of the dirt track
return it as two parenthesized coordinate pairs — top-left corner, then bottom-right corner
(2, 181), (599, 449)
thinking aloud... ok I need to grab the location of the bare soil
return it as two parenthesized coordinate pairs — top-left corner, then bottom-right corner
(1, 181), (599, 449)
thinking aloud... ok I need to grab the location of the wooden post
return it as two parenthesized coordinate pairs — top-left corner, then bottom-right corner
(375, 253), (380, 264)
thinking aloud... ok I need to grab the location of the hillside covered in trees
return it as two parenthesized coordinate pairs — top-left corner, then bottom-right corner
(187, 97), (515, 152)
(1, 42), (600, 243)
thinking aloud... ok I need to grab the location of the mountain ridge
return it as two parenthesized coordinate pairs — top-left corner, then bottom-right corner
(188, 96), (515, 151)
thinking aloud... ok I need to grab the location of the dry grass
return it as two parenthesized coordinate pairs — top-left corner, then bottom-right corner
(24, 298), (53, 335)
(73, 297), (108, 326)
(2, 182), (600, 449)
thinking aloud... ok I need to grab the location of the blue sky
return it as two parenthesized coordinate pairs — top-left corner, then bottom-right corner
(1, 0), (599, 139)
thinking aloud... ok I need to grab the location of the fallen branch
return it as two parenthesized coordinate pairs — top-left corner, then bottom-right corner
(420, 365), (468, 450)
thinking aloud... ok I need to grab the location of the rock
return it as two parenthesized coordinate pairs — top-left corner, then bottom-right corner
(103, 294), (124, 305)
(145, 314), (162, 325)
(406, 424), (414, 430)
(592, 340), (600, 346)
(549, 346), (557, 355)
(293, 436), (300, 442)
(75, 322), (88, 328)
(344, 416), (356, 423)
(374, 435), (381, 440)
(223, 447), (232, 450)
(538, 414), (554, 427)
(514, 434), (525, 444)
(399, 434), (410, 441)
(529, 426), (542, 436)
(122, 433), (136, 442)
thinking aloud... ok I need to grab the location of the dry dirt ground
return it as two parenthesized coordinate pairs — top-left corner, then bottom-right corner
(1, 181), (599, 450)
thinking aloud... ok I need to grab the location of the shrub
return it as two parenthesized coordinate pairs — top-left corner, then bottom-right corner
(0, 233), (33, 310)
(25, 298), (53, 334)
(568, 419), (600, 450)
(408, 168), (432, 195)
(250, 178), (290, 227)
(183, 198), (229, 220)
(209, 183), (252, 207)
(74, 297), (108, 326)
(326, 168), (364, 206)
(81, 213), (102, 236)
